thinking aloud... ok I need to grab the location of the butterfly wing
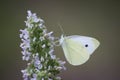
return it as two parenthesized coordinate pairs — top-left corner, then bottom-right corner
(66, 35), (100, 55)
(61, 35), (100, 66)
(62, 38), (90, 65)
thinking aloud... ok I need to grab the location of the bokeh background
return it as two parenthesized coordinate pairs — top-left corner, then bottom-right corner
(0, 0), (120, 80)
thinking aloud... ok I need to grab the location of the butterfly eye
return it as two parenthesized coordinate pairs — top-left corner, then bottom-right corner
(85, 44), (88, 47)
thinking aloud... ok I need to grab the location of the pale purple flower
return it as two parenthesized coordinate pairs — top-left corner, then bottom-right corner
(33, 53), (43, 69)
(20, 39), (30, 50)
(22, 50), (31, 61)
(42, 29), (47, 34)
(48, 78), (52, 80)
(20, 28), (31, 61)
(21, 69), (29, 80)
(31, 74), (37, 80)
(20, 10), (66, 80)
(25, 10), (43, 28)
(58, 61), (66, 70)
(27, 10), (32, 18)
(48, 49), (56, 59)
(20, 29), (29, 40)
(39, 23), (43, 28)
(20, 29), (30, 49)
(44, 31), (54, 41)
(48, 49), (54, 54)
(25, 20), (33, 28)
(50, 54), (56, 59)
(47, 31), (53, 36)
(27, 10), (40, 23)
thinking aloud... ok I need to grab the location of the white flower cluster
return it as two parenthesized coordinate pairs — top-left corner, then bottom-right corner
(20, 10), (66, 80)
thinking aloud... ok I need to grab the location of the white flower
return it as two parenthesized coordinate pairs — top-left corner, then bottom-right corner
(33, 37), (36, 42)
(41, 78), (44, 80)
(39, 37), (45, 41)
(56, 77), (61, 80)
(54, 66), (62, 70)
(40, 56), (44, 62)
(48, 66), (51, 70)
(41, 44), (46, 48)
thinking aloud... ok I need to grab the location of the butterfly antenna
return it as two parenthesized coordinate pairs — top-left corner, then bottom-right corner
(58, 23), (65, 36)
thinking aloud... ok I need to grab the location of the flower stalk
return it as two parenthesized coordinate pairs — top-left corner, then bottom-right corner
(20, 10), (65, 80)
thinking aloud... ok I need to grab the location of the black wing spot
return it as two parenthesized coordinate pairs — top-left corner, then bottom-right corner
(85, 44), (88, 47)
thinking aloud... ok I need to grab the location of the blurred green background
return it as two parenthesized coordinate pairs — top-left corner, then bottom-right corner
(0, 0), (120, 80)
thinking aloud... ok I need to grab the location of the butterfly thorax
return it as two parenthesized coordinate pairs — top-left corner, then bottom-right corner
(59, 35), (65, 45)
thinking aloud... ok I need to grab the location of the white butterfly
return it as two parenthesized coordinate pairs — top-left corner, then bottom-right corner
(59, 35), (100, 66)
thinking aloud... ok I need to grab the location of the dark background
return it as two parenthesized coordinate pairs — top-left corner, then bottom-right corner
(0, 0), (120, 80)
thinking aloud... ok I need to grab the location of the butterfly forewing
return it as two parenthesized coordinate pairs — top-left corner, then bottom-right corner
(61, 36), (90, 66)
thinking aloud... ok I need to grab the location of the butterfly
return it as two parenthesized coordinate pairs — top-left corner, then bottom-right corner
(59, 35), (100, 66)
